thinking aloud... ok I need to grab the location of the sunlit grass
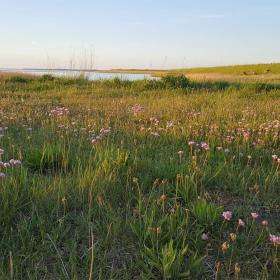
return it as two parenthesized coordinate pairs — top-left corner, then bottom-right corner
(0, 75), (279, 279)
(173, 63), (280, 75)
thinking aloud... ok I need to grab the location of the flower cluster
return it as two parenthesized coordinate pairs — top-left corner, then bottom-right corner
(131, 104), (144, 115)
(187, 140), (210, 152)
(91, 127), (111, 144)
(0, 149), (22, 179)
(49, 107), (69, 117)
(222, 210), (280, 246)
(222, 211), (260, 223)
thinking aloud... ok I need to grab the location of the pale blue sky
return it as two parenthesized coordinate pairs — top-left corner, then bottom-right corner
(1, 0), (279, 69)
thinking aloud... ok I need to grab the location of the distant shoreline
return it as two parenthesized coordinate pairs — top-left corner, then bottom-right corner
(1, 63), (279, 75)
(1, 63), (280, 83)
(20, 68), (166, 75)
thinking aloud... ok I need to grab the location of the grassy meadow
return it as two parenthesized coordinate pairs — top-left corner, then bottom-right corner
(109, 63), (280, 83)
(0, 72), (280, 279)
(171, 63), (280, 75)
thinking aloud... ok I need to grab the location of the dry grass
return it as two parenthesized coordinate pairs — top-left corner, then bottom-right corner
(185, 72), (280, 83)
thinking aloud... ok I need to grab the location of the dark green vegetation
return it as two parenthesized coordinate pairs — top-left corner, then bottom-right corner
(0, 74), (280, 279)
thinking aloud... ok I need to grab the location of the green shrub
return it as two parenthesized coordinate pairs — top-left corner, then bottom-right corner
(39, 74), (55, 81)
(8, 76), (32, 83)
(161, 75), (190, 89)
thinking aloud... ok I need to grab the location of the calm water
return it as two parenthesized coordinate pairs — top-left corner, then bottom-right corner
(0, 69), (155, 81)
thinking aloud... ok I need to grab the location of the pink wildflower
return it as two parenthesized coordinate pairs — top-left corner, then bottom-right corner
(222, 211), (232, 221)
(251, 213), (259, 219)
(49, 107), (69, 117)
(269, 234), (280, 245)
(131, 104), (144, 114)
(188, 141), (195, 146)
(201, 142), (209, 151)
(9, 159), (21, 166)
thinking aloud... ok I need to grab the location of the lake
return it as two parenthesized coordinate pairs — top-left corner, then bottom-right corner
(0, 69), (156, 81)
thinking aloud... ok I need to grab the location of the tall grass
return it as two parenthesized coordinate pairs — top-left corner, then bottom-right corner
(0, 74), (279, 278)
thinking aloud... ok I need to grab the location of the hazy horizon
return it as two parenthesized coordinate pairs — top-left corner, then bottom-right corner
(1, 0), (280, 70)
(1, 62), (280, 72)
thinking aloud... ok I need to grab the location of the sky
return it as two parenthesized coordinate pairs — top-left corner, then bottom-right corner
(1, 0), (280, 69)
